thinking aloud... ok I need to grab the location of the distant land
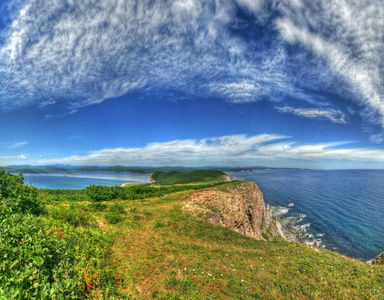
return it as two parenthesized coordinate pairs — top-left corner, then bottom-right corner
(1, 165), (277, 174)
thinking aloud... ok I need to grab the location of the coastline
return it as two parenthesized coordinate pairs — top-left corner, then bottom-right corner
(272, 205), (323, 246)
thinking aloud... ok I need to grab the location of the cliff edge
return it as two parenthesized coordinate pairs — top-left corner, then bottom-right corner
(182, 181), (287, 241)
(373, 252), (384, 265)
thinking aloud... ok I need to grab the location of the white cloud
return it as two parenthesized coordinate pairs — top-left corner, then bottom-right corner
(369, 133), (384, 144)
(0, 0), (383, 138)
(6, 141), (28, 149)
(274, 0), (384, 127)
(275, 106), (347, 124)
(38, 134), (384, 166)
(0, 155), (27, 160)
(218, 80), (264, 103)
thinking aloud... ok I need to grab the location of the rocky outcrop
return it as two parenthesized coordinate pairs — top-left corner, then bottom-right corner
(182, 181), (286, 241)
(373, 252), (384, 265)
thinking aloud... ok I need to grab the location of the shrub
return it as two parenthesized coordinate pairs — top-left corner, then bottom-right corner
(49, 203), (95, 227)
(0, 214), (81, 299)
(105, 211), (123, 224)
(86, 185), (115, 202)
(88, 202), (108, 211)
(0, 170), (43, 215)
(108, 203), (126, 214)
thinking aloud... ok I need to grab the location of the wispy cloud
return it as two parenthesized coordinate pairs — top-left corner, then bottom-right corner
(272, 0), (384, 126)
(275, 106), (347, 124)
(0, 155), (27, 160)
(37, 134), (384, 167)
(6, 141), (28, 149)
(0, 0), (383, 135)
(68, 135), (83, 140)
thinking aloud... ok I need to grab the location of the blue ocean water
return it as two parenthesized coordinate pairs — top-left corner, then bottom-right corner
(21, 172), (151, 190)
(227, 169), (384, 261)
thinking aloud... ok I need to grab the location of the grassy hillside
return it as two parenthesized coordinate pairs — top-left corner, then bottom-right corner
(1, 171), (384, 299)
(152, 169), (228, 185)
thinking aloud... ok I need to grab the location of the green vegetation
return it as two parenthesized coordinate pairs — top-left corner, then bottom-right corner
(1, 170), (384, 299)
(84, 182), (225, 202)
(152, 169), (227, 185)
(373, 252), (384, 265)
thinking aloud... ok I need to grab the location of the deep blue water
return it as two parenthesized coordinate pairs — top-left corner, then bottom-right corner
(22, 172), (151, 190)
(227, 169), (384, 261)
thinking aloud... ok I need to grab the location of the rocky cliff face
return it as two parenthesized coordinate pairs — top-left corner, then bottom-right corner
(182, 181), (286, 241)
(373, 252), (384, 265)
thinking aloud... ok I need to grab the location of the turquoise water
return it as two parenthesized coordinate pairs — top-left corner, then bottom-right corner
(22, 172), (151, 190)
(227, 169), (384, 261)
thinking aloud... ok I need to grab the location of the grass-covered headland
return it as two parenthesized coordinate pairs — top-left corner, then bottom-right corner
(151, 169), (228, 185)
(1, 169), (384, 299)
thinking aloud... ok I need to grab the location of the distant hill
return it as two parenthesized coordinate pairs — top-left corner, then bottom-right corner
(151, 169), (229, 185)
(2, 165), (198, 174)
(2, 164), (285, 175)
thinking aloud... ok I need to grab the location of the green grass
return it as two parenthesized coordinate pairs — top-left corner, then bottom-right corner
(2, 172), (384, 299)
(152, 169), (228, 185)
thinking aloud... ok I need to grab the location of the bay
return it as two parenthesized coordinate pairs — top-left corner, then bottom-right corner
(21, 171), (151, 190)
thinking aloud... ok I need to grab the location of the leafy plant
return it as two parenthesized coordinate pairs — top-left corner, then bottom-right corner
(105, 211), (123, 224)
(0, 170), (43, 215)
(49, 203), (95, 227)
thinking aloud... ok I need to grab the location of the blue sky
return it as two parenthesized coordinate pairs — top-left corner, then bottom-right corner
(0, 0), (384, 169)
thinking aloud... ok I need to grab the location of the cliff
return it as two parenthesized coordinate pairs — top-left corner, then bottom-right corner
(373, 252), (384, 265)
(182, 181), (287, 241)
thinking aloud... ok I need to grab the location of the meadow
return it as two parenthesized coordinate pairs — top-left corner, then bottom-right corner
(1, 169), (383, 299)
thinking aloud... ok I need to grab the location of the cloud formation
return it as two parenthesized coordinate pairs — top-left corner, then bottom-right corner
(6, 141), (28, 149)
(0, 0), (383, 133)
(275, 106), (347, 124)
(0, 155), (27, 161)
(38, 134), (384, 167)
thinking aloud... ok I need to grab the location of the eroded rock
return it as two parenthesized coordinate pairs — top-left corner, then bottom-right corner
(183, 181), (286, 241)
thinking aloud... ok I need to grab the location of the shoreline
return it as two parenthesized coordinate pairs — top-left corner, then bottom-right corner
(272, 205), (323, 246)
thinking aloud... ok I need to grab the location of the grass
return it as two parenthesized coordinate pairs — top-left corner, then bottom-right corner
(152, 170), (228, 185)
(38, 181), (384, 299)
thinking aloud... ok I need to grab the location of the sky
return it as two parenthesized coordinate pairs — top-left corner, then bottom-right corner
(0, 0), (384, 169)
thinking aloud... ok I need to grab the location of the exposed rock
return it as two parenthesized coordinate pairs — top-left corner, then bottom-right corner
(373, 252), (384, 265)
(182, 181), (287, 241)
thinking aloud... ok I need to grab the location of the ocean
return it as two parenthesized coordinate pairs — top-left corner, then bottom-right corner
(22, 171), (151, 190)
(227, 169), (384, 261)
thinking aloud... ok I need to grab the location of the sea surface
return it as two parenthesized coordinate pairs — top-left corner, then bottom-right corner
(21, 172), (151, 190)
(227, 169), (384, 261)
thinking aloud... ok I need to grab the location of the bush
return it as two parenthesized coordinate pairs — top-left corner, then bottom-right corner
(0, 170), (43, 215)
(86, 185), (115, 202)
(104, 203), (127, 224)
(108, 203), (126, 214)
(88, 202), (108, 211)
(49, 203), (95, 227)
(0, 214), (81, 299)
(105, 211), (123, 224)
